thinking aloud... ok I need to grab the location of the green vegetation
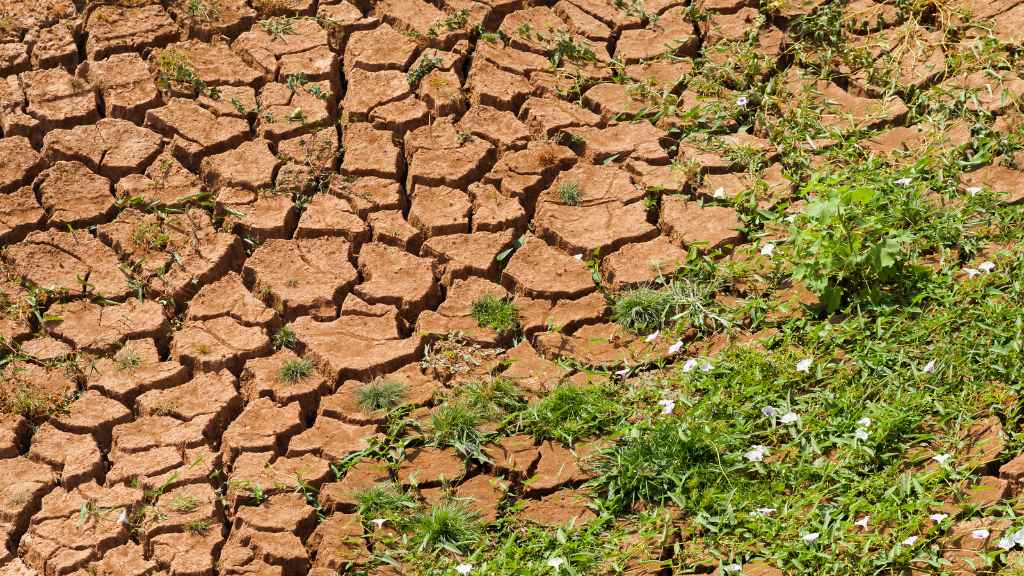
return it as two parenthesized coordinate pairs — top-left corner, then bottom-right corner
(610, 273), (729, 335)
(356, 378), (408, 413)
(469, 294), (520, 337)
(410, 503), (482, 554)
(272, 326), (296, 350)
(520, 382), (622, 446)
(407, 54), (442, 87)
(278, 357), (313, 383)
(557, 181), (581, 205)
(153, 48), (219, 99)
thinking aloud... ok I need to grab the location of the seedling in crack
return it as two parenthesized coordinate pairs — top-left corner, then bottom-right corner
(356, 378), (408, 413)
(407, 55), (442, 87)
(279, 358), (313, 383)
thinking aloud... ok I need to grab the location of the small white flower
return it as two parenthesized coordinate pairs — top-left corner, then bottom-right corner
(784, 213), (797, 223)
(699, 359), (712, 372)
(922, 359), (936, 373)
(932, 453), (952, 465)
(657, 399), (676, 415)
(117, 509), (128, 525)
(894, 177), (913, 186)
(645, 330), (660, 343)
(668, 340), (684, 355)
(713, 186), (727, 199)
(722, 564), (743, 573)
(1012, 528), (1024, 545)
(857, 417), (872, 428)
(854, 428), (869, 441)
(964, 267), (980, 278)
(547, 557), (565, 570)
(854, 516), (870, 529)
(780, 411), (799, 425)
(762, 406), (778, 418)
(760, 242), (776, 257)
(755, 507), (777, 516)
(902, 535), (919, 546)
(371, 518), (387, 528)
(971, 529), (990, 540)
(615, 367), (630, 377)
(736, 95), (749, 107)
(999, 536), (1016, 551)
(682, 358), (699, 373)
(979, 261), (995, 273)
(929, 513), (948, 523)
(456, 564), (474, 575)
(967, 186), (982, 196)
(573, 254), (583, 260)
(796, 358), (813, 373)
(745, 445), (768, 462)
(802, 532), (820, 543)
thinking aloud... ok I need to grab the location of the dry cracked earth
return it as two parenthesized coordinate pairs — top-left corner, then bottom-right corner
(2, 0), (1024, 574)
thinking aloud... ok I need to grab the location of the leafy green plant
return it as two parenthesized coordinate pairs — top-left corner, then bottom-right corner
(470, 294), (520, 337)
(459, 377), (525, 421)
(278, 358), (313, 383)
(407, 55), (442, 87)
(258, 17), (294, 39)
(356, 378), (408, 413)
(355, 482), (417, 520)
(549, 29), (596, 68)
(153, 49), (219, 99)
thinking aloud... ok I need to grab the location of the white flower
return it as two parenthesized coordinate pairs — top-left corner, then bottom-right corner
(932, 453), (952, 465)
(713, 186), (727, 199)
(857, 417), (872, 428)
(456, 564), (474, 575)
(784, 214), (797, 223)
(780, 411), (799, 425)
(736, 95), (749, 107)
(979, 261), (995, 273)
(682, 358), (698, 373)
(967, 186), (982, 196)
(573, 253), (583, 260)
(922, 359), (936, 373)
(117, 509), (128, 525)
(760, 242), (776, 257)
(802, 532), (820, 543)
(745, 445), (768, 462)
(964, 267), (980, 278)
(645, 330), (660, 342)
(668, 340), (684, 355)
(762, 406), (778, 418)
(854, 428), (869, 441)
(657, 399), (675, 415)
(855, 516), (870, 529)
(999, 536), (1016, 551)
(722, 564), (743, 573)
(796, 358), (813, 373)
(615, 367), (630, 377)
(972, 529), (990, 540)
(902, 535), (918, 546)
(371, 518), (387, 528)
(1012, 528), (1024, 545)
(700, 360), (713, 372)
(755, 507), (777, 516)
(894, 177), (913, 186)
(929, 513), (948, 523)
(547, 557), (565, 570)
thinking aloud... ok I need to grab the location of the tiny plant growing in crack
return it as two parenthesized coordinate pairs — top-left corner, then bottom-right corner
(279, 358), (313, 383)
(356, 378), (408, 413)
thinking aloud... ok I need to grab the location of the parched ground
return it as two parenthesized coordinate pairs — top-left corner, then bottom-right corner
(5, 0), (1024, 574)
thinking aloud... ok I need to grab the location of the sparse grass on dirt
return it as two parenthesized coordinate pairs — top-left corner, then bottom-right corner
(470, 295), (520, 337)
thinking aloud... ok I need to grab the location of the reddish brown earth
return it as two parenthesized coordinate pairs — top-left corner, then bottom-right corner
(1, 1), (997, 571)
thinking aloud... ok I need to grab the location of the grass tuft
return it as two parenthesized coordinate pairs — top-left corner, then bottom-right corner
(278, 358), (313, 383)
(470, 294), (520, 336)
(356, 378), (408, 413)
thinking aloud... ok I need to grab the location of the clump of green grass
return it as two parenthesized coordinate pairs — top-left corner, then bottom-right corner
(356, 482), (417, 521)
(460, 377), (525, 421)
(278, 357), (313, 383)
(115, 346), (141, 371)
(258, 16), (294, 39)
(356, 378), (408, 413)
(611, 276), (728, 335)
(521, 383), (622, 445)
(470, 294), (520, 336)
(558, 181), (581, 205)
(410, 502), (482, 554)
(169, 494), (198, 513)
(129, 222), (169, 251)
(430, 402), (485, 459)
(153, 48), (219, 98)
(272, 326), (296, 349)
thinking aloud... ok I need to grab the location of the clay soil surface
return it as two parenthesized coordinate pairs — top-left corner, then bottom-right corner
(4, 0), (1024, 574)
